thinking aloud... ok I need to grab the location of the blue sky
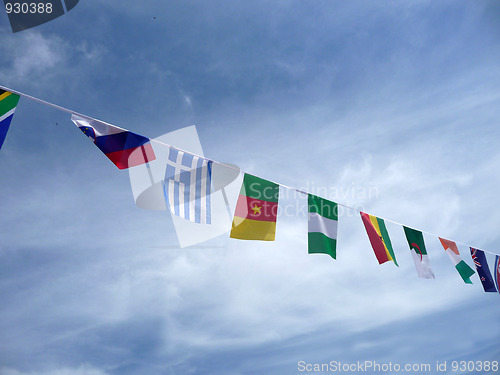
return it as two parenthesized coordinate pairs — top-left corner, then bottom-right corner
(0, 1), (499, 374)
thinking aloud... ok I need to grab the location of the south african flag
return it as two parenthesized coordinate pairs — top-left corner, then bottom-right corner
(0, 89), (20, 149)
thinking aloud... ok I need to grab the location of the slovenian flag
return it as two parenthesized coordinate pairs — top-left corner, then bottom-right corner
(0, 89), (20, 150)
(71, 114), (156, 169)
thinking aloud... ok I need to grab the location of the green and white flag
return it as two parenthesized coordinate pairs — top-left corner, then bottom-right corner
(404, 226), (435, 279)
(308, 194), (338, 259)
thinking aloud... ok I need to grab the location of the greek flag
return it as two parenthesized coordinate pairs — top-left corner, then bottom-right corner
(164, 148), (212, 224)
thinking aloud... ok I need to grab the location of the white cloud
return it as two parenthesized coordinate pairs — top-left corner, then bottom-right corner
(75, 42), (106, 63)
(0, 31), (107, 91)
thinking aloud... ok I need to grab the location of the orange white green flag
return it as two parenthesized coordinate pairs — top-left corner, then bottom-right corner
(360, 212), (398, 266)
(229, 173), (279, 241)
(308, 194), (338, 259)
(439, 238), (475, 284)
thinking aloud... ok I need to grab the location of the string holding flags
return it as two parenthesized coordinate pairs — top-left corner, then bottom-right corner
(1, 83), (499, 296)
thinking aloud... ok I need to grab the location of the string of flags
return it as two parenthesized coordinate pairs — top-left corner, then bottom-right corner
(1, 85), (500, 295)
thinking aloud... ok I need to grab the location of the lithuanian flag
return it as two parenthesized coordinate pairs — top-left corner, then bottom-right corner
(360, 212), (398, 266)
(230, 173), (279, 241)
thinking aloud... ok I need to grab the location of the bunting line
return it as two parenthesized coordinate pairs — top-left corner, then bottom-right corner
(1, 83), (499, 257)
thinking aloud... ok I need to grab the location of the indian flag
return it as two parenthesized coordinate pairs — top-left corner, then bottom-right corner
(308, 194), (338, 259)
(439, 238), (475, 284)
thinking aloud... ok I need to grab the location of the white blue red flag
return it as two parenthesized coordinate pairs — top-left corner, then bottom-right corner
(71, 114), (156, 169)
(164, 147), (212, 224)
(470, 248), (497, 293)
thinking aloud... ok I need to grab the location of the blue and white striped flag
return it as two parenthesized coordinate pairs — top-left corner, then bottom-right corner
(164, 148), (212, 224)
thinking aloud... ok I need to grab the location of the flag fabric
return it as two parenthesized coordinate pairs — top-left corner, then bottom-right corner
(0, 89), (20, 149)
(230, 173), (279, 241)
(494, 255), (500, 295)
(439, 238), (475, 284)
(163, 147), (213, 224)
(71, 114), (156, 169)
(308, 194), (338, 259)
(403, 227), (435, 279)
(470, 248), (497, 292)
(360, 212), (398, 266)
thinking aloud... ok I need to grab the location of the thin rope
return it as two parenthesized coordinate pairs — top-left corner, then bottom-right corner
(3, 84), (499, 257)
(0, 84), (92, 120)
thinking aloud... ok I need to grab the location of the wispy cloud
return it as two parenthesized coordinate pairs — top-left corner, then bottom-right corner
(0, 32), (66, 83)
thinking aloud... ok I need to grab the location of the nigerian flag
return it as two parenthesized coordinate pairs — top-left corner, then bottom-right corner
(308, 194), (338, 259)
